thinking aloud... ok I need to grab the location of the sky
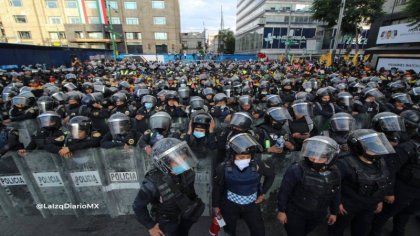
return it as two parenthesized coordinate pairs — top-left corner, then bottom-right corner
(179, 0), (237, 34)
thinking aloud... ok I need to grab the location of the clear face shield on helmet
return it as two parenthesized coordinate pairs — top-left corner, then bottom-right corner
(378, 115), (406, 132)
(37, 100), (54, 113)
(292, 102), (313, 117)
(37, 113), (61, 128)
(358, 132), (396, 156)
(107, 114), (131, 137)
(68, 118), (91, 139)
(11, 96), (28, 107)
(330, 115), (356, 132)
(149, 112), (172, 130)
(301, 137), (339, 164)
(190, 97), (205, 110)
(339, 95), (353, 107)
(267, 107), (292, 122)
(393, 93), (413, 105)
(228, 133), (263, 154)
(153, 140), (198, 175)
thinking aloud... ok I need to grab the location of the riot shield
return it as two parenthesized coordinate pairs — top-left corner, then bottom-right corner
(170, 117), (188, 134)
(18, 150), (78, 216)
(190, 147), (216, 217)
(8, 119), (39, 147)
(259, 151), (302, 220)
(60, 148), (109, 216)
(100, 146), (146, 217)
(0, 152), (40, 217)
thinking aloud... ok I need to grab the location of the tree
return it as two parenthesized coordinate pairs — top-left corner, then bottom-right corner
(312, 0), (385, 51)
(218, 29), (235, 54)
(403, 0), (420, 27)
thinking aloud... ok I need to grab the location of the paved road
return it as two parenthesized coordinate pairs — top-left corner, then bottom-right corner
(1, 214), (419, 236)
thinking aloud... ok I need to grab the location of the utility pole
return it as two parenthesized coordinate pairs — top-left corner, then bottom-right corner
(107, 3), (117, 60)
(331, 0), (346, 61)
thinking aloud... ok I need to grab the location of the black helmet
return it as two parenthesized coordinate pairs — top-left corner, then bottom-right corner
(81, 92), (103, 106)
(11, 96), (29, 107)
(165, 91), (179, 100)
(291, 100), (314, 117)
(301, 136), (339, 165)
(82, 82), (94, 91)
(37, 96), (55, 113)
(347, 129), (395, 157)
(227, 133), (263, 154)
(316, 87), (331, 100)
(68, 116), (92, 139)
(202, 87), (215, 96)
(37, 111), (61, 129)
(330, 112), (356, 132)
(178, 87), (190, 99)
(63, 82), (77, 92)
(372, 112), (405, 142)
(390, 93), (413, 105)
(189, 96), (205, 110)
(141, 95), (157, 105)
(336, 92), (353, 107)
(230, 112), (253, 130)
(400, 110), (420, 138)
(387, 81), (406, 93)
(149, 112), (172, 130)
(112, 92), (127, 104)
(213, 93), (228, 103)
(191, 112), (212, 129)
(134, 88), (150, 100)
(265, 107), (292, 129)
(107, 112), (131, 137)
(238, 95), (252, 106)
(66, 91), (82, 103)
(363, 88), (385, 101)
(266, 94), (282, 107)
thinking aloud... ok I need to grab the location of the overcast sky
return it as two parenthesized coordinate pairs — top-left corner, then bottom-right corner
(179, 0), (237, 34)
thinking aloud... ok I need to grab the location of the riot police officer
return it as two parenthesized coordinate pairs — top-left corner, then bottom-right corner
(134, 95), (159, 134)
(133, 138), (204, 236)
(163, 91), (187, 118)
(0, 115), (25, 157)
(212, 133), (275, 236)
(328, 129), (395, 236)
(9, 95), (38, 121)
(322, 112), (356, 153)
(100, 112), (138, 149)
(277, 136), (341, 236)
(110, 92), (136, 117)
(55, 91), (87, 123)
(81, 92), (111, 134)
(26, 111), (66, 154)
(59, 116), (101, 158)
(184, 112), (217, 150)
(289, 100), (316, 151)
(211, 93), (233, 123)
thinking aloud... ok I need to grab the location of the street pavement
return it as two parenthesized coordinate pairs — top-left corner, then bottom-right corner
(0, 214), (419, 236)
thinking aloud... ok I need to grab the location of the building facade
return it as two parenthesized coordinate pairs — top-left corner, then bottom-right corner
(180, 31), (205, 54)
(0, 0), (181, 54)
(235, 0), (323, 58)
(365, 0), (420, 72)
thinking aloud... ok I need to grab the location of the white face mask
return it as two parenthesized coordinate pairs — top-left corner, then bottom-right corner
(305, 88), (312, 92)
(234, 159), (251, 171)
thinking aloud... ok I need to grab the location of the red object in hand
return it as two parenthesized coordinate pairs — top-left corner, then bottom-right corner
(209, 215), (221, 236)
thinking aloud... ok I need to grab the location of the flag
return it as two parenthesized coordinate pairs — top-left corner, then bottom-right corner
(352, 52), (359, 65)
(319, 54), (327, 63)
(363, 54), (370, 62)
(326, 52), (332, 67)
(343, 53), (350, 62)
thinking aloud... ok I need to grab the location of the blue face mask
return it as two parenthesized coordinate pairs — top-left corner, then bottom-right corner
(171, 162), (190, 175)
(144, 103), (153, 109)
(193, 131), (206, 139)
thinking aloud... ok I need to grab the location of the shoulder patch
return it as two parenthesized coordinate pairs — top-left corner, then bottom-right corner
(128, 139), (135, 145)
(54, 135), (65, 142)
(125, 111), (130, 116)
(92, 131), (101, 138)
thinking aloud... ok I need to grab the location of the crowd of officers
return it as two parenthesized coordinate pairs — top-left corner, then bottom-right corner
(0, 58), (420, 236)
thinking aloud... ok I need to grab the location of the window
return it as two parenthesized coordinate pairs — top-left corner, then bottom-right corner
(46, 0), (58, 8)
(9, 0), (22, 7)
(88, 32), (104, 39)
(75, 31), (84, 38)
(106, 1), (118, 9)
(65, 0), (77, 8)
(49, 32), (66, 39)
(126, 17), (139, 25)
(153, 17), (166, 25)
(125, 32), (142, 40)
(86, 1), (97, 9)
(49, 17), (62, 24)
(124, 1), (137, 9)
(89, 17), (100, 24)
(14, 15), (27, 23)
(18, 31), (31, 39)
(154, 32), (167, 40)
(68, 16), (81, 24)
(152, 1), (165, 9)
(111, 17), (121, 24)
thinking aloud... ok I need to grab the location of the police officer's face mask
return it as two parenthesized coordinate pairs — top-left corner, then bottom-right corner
(144, 103), (153, 109)
(234, 157), (251, 171)
(193, 129), (206, 139)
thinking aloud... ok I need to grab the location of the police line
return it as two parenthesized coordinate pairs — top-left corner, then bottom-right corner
(0, 146), (301, 219)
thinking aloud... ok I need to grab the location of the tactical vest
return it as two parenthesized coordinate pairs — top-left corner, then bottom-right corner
(225, 161), (260, 196)
(148, 169), (196, 222)
(290, 162), (341, 212)
(345, 155), (391, 198)
(397, 140), (420, 188)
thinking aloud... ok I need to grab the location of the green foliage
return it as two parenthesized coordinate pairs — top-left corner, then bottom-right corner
(311, 0), (385, 35)
(218, 29), (235, 54)
(404, 0), (420, 26)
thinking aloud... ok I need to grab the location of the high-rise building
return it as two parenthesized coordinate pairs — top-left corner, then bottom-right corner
(235, 0), (323, 58)
(365, 0), (420, 72)
(0, 0), (181, 54)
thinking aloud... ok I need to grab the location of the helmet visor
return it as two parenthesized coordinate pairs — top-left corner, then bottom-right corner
(358, 132), (396, 155)
(301, 137), (338, 164)
(155, 141), (198, 175)
(331, 116), (356, 131)
(379, 115), (406, 132)
(228, 133), (263, 154)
